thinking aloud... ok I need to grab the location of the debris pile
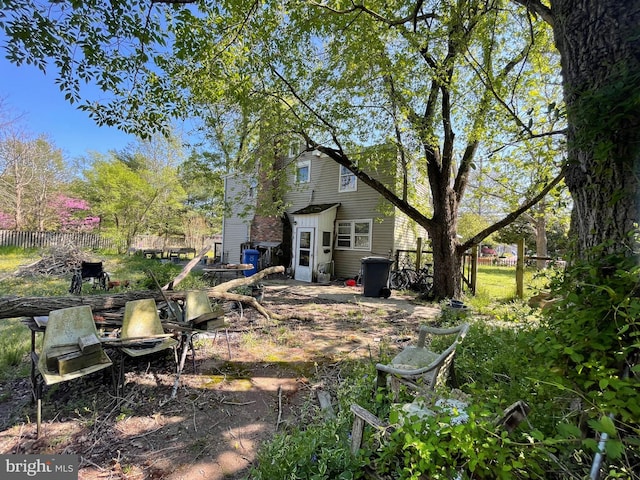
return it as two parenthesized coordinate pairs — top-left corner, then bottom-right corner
(14, 246), (92, 277)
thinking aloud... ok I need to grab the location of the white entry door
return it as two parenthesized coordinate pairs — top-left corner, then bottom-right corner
(294, 228), (314, 282)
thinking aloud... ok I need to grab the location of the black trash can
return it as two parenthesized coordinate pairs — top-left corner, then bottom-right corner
(361, 257), (393, 298)
(242, 249), (260, 277)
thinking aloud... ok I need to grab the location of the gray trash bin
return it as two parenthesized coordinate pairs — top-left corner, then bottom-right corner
(361, 257), (393, 298)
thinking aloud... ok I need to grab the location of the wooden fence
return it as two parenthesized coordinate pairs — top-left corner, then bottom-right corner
(0, 230), (221, 253)
(0, 230), (117, 250)
(131, 234), (221, 252)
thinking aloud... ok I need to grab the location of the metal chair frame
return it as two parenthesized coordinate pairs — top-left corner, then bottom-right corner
(69, 261), (110, 294)
(116, 299), (179, 395)
(376, 323), (470, 400)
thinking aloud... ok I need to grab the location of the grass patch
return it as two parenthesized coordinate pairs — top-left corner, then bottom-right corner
(474, 265), (550, 299)
(0, 318), (31, 380)
(466, 265), (556, 320)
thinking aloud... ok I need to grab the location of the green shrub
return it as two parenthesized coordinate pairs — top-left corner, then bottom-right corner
(0, 319), (32, 380)
(250, 362), (377, 479)
(532, 249), (640, 477)
(249, 322), (574, 479)
(370, 401), (551, 479)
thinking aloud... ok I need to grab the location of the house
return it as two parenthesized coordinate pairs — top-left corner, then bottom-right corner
(221, 145), (428, 282)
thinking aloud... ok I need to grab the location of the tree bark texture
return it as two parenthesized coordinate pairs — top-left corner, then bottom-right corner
(0, 291), (168, 320)
(429, 202), (463, 299)
(552, 0), (640, 255)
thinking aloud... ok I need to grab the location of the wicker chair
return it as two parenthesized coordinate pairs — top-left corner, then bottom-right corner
(376, 323), (470, 400)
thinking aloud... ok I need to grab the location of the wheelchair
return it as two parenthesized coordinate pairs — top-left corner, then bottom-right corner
(69, 261), (110, 295)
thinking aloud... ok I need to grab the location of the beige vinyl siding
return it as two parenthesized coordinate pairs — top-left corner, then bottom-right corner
(285, 152), (396, 278)
(222, 174), (256, 264)
(393, 212), (428, 251)
(392, 159), (430, 255)
(333, 216), (395, 279)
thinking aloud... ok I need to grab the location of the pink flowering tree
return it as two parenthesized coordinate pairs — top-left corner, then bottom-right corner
(0, 211), (15, 230)
(48, 194), (100, 232)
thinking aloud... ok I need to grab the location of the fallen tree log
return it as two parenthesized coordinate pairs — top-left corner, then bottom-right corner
(201, 266), (309, 321)
(0, 266), (308, 321)
(161, 245), (210, 291)
(0, 291), (167, 319)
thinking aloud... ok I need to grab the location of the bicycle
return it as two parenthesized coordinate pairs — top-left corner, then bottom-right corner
(390, 264), (435, 299)
(389, 267), (417, 290)
(411, 264), (435, 299)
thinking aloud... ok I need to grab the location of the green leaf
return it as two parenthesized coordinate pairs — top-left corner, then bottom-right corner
(604, 439), (624, 459)
(557, 422), (582, 439)
(587, 416), (617, 437)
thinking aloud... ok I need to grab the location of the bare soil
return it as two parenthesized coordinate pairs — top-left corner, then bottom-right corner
(0, 280), (440, 479)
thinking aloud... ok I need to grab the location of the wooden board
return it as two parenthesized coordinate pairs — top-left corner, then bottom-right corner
(191, 311), (224, 327)
(57, 349), (106, 376)
(46, 346), (81, 371)
(78, 333), (101, 354)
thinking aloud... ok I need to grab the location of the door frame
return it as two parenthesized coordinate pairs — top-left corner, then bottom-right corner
(294, 227), (314, 282)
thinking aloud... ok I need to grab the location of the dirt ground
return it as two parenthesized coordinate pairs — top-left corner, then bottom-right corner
(0, 279), (441, 479)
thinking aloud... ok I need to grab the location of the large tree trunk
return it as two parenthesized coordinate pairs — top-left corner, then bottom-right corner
(432, 238), (464, 300)
(552, 0), (640, 256)
(430, 194), (463, 300)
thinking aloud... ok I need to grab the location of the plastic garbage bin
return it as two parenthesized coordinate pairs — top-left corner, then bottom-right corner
(242, 249), (260, 277)
(361, 257), (393, 298)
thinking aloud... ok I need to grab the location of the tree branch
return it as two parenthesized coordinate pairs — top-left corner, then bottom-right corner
(459, 168), (565, 252)
(270, 63), (434, 230)
(0, 267), (308, 321)
(309, 1), (440, 27)
(312, 144), (434, 230)
(510, 0), (554, 27)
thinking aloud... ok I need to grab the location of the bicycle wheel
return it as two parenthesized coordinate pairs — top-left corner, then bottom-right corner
(99, 272), (110, 290)
(416, 275), (435, 299)
(389, 271), (403, 290)
(402, 269), (419, 290)
(69, 272), (82, 295)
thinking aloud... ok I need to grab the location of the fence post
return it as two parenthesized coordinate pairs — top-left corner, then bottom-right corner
(516, 238), (525, 298)
(415, 237), (423, 270)
(470, 245), (478, 295)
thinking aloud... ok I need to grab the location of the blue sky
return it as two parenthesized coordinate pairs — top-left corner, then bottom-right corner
(0, 55), (140, 160)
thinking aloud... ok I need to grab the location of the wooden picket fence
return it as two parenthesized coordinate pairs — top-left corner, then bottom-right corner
(0, 230), (117, 251)
(0, 230), (221, 253)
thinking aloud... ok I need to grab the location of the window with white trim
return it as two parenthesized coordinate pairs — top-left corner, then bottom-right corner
(248, 177), (258, 199)
(336, 219), (372, 250)
(296, 159), (310, 183)
(289, 139), (303, 158)
(338, 165), (357, 192)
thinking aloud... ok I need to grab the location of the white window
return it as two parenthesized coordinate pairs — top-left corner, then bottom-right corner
(289, 139), (303, 158)
(248, 177), (258, 199)
(296, 160), (310, 183)
(339, 165), (357, 192)
(336, 219), (372, 250)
